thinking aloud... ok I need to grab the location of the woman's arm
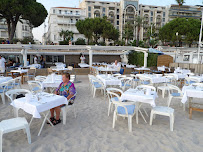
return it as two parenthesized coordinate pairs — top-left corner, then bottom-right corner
(67, 94), (74, 100)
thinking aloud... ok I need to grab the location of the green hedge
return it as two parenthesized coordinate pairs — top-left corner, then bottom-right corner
(128, 51), (158, 67)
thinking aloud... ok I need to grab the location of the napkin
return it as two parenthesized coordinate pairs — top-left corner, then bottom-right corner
(25, 93), (32, 102)
(146, 88), (151, 96)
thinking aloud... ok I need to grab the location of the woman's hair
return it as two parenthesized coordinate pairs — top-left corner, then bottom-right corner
(62, 72), (70, 79)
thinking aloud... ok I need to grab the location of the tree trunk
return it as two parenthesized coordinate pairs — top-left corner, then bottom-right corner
(6, 15), (19, 42)
(136, 26), (140, 47)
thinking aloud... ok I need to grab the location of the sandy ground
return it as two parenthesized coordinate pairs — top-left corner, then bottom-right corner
(0, 75), (203, 152)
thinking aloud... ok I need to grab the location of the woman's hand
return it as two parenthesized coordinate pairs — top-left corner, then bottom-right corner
(67, 94), (74, 100)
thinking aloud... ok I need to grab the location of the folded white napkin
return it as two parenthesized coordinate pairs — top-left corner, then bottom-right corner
(25, 93), (32, 102)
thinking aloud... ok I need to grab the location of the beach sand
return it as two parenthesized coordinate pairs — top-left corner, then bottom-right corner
(0, 75), (203, 152)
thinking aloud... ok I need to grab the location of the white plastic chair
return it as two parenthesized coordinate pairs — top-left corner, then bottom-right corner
(27, 81), (43, 94)
(116, 75), (126, 79)
(150, 106), (174, 131)
(5, 89), (31, 117)
(184, 77), (198, 86)
(157, 75), (176, 98)
(6, 79), (15, 91)
(120, 77), (133, 91)
(61, 92), (77, 125)
(138, 76), (151, 85)
(14, 77), (21, 89)
(0, 117), (31, 152)
(35, 76), (47, 83)
(167, 84), (184, 110)
(112, 99), (136, 132)
(106, 88), (123, 116)
(0, 82), (8, 104)
(91, 79), (105, 98)
(130, 74), (140, 88)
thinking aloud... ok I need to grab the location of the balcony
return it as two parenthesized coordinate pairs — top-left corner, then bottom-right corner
(57, 13), (82, 17)
(57, 21), (76, 25)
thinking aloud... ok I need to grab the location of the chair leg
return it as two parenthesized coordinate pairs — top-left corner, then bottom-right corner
(128, 116), (132, 132)
(108, 102), (111, 116)
(168, 96), (173, 107)
(61, 108), (66, 125)
(112, 111), (116, 129)
(162, 89), (165, 98)
(13, 108), (19, 117)
(93, 88), (96, 98)
(189, 108), (192, 119)
(0, 94), (5, 104)
(0, 131), (2, 152)
(183, 103), (185, 111)
(149, 111), (154, 125)
(25, 124), (31, 144)
(170, 114), (174, 131)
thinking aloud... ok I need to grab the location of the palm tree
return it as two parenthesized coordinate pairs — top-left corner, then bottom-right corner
(176, 0), (185, 17)
(123, 22), (134, 45)
(59, 29), (74, 41)
(134, 16), (144, 47)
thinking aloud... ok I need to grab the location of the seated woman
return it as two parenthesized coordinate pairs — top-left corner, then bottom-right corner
(49, 73), (76, 125)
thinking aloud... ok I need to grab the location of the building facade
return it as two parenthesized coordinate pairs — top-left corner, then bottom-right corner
(0, 18), (33, 41)
(46, 7), (86, 44)
(168, 5), (201, 21)
(139, 4), (168, 40)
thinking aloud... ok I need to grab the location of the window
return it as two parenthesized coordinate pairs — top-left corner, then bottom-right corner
(162, 18), (165, 22)
(59, 10), (62, 14)
(103, 14), (105, 17)
(183, 55), (190, 61)
(103, 8), (105, 12)
(70, 11), (73, 14)
(151, 17), (153, 22)
(70, 19), (73, 23)
(65, 10), (67, 14)
(117, 9), (119, 13)
(46, 55), (52, 62)
(117, 15), (119, 19)
(151, 11), (153, 16)
(88, 6), (91, 11)
(76, 11), (78, 15)
(117, 21), (119, 25)
(88, 13), (91, 17)
(163, 12), (165, 17)
(76, 19), (78, 22)
(117, 26), (119, 30)
(58, 56), (64, 62)
(53, 9), (55, 14)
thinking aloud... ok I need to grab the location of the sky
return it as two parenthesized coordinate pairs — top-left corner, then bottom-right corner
(33, 0), (203, 42)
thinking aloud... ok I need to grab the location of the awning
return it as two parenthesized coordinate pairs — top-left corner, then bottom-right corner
(149, 48), (164, 54)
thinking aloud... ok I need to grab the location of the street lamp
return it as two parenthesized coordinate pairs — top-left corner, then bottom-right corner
(197, 6), (203, 64)
(175, 32), (178, 62)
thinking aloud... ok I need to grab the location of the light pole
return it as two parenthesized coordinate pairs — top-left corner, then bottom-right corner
(197, 7), (203, 64)
(175, 32), (178, 62)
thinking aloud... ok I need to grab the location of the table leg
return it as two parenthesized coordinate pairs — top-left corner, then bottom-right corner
(38, 111), (54, 136)
(21, 73), (24, 84)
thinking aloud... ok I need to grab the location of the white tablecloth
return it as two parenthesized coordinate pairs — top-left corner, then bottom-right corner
(157, 66), (170, 72)
(42, 75), (62, 88)
(10, 69), (28, 74)
(98, 67), (119, 72)
(182, 86), (203, 104)
(137, 74), (169, 83)
(52, 68), (71, 72)
(96, 74), (121, 87)
(135, 67), (150, 71)
(0, 77), (12, 84)
(174, 69), (191, 74)
(169, 73), (186, 80)
(120, 88), (157, 107)
(28, 64), (41, 69)
(188, 76), (203, 82)
(78, 63), (90, 68)
(11, 93), (67, 118)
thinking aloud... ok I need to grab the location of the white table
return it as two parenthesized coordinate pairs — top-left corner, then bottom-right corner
(11, 92), (67, 136)
(78, 63), (90, 68)
(121, 88), (157, 123)
(137, 74), (169, 84)
(10, 69), (28, 84)
(157, 66), (170, 72)
(96, 74), (121, 87)
(182, 85), (203, 118)
(188, 76), (203, 82)
(28, 64), (41, 69)
(97, 67), (120, 74)
(52, 68), (72, 72)
(182, 86), (203, 104)
(174, 69), (191, 74)
(0, 77), (12, 84)
(135, 67), (150, 74)
(169, 73), (186, 80)
(42, 75), (62, 88)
